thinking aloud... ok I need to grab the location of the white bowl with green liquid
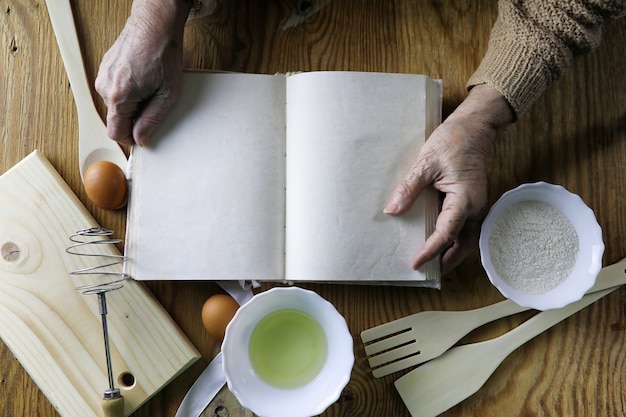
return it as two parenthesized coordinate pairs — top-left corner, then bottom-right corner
(222, 286), (354, 417)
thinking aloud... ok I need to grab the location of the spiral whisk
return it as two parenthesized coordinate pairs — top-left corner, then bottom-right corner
(67, 227), (126, 417)
(67, 227), (129, 293)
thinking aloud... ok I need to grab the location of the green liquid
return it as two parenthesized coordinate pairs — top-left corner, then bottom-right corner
(248, 309), (328, 389)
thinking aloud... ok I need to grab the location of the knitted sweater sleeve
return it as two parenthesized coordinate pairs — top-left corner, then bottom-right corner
(467, 0), (626, 117)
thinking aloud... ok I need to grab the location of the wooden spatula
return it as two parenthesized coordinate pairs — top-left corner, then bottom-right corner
(394, 259), (626, 417)
(362, 258), (626, 378)
(394, 285), (617, 417)
(361, 297), (528, 377)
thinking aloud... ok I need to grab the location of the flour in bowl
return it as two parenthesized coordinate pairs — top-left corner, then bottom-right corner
(488, 200), (579, 295)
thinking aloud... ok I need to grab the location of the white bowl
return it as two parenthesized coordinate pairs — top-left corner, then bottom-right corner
(479, 182), (604, 310)
(221, 286), (354, 417)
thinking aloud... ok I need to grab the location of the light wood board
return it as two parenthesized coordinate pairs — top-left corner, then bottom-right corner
(0, 151), (200, 417)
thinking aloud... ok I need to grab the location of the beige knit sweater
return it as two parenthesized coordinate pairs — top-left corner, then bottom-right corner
(468, 0), (626, 117)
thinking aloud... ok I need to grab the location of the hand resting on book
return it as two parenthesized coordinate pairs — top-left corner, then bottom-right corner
(384, 84), (514, 275)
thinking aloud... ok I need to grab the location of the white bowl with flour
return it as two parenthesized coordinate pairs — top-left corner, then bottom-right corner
(479, 182), (604, 311)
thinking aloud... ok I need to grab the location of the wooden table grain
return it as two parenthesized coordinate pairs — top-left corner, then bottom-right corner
(2, 1), (626, 416)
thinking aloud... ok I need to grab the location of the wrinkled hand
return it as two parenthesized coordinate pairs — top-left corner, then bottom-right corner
(95, 0), (191, 146)
(384, 84), (515, 275)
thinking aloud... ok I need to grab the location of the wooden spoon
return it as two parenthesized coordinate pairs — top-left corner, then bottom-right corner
(45, 0), (127, 181)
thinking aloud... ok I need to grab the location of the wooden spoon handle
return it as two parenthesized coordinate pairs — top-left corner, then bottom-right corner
(45, 0), (94, 113)
(44, 0), (128, 181)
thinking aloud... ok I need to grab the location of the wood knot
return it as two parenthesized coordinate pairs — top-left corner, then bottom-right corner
(1, 242), (20, 263)
(296, 0), (314, 15)
(10, 37), (18, 55)
(214, 405), (229, 416)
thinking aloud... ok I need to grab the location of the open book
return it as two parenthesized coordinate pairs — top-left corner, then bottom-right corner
(124, 71), (442, 287)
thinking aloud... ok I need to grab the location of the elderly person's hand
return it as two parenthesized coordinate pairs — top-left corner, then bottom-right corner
(384, 84), (515, 275)
(95, 0), (191, 146)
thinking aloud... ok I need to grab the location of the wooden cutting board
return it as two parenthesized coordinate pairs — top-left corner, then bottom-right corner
(0, 151), (200, 417)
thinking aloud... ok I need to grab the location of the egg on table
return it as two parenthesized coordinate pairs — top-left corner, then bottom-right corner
(201, 293), (240, 340)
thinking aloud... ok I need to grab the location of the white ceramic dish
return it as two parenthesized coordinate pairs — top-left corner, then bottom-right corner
(479, 182), (604, 310)
(222, 286), (354, 417)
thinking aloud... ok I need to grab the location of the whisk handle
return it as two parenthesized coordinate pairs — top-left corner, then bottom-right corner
(102, 396), (125, 417)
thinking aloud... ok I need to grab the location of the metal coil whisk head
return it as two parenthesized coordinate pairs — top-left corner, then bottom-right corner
(67, 227), (129, 294)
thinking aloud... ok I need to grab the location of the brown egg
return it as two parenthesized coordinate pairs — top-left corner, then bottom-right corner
(83, 161), (128, 210)
(201, 293), (240, 341)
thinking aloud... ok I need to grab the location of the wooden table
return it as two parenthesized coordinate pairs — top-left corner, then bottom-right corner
(2, 1), (626, 416)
